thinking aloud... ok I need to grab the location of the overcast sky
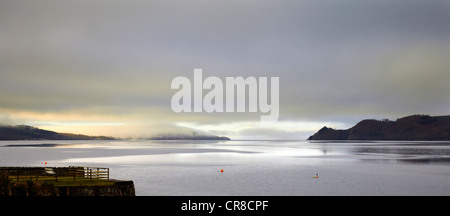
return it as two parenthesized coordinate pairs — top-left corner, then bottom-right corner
(1, 0), (449, 139)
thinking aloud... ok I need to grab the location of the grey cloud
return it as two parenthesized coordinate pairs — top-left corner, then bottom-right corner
(0, 0), (449, 134)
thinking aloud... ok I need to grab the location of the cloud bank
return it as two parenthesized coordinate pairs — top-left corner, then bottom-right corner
(0, 0), (449, 139)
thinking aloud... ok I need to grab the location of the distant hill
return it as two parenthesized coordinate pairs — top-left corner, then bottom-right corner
(308, 115), (450, 141)
(0, 125), (115, 140)
(0, 124), (231, 141)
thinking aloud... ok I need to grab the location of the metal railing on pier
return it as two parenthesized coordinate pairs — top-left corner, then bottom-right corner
(0, 166), (109, 182)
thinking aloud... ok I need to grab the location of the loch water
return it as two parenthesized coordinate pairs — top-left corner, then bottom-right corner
(1, 140), (449, 195)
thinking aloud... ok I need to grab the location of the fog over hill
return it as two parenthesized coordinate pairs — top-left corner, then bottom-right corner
(0, 124), (230, 141)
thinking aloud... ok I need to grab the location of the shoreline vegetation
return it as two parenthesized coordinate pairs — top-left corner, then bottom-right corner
(0, 124), (230, 141)
(308, 114), (450, 141)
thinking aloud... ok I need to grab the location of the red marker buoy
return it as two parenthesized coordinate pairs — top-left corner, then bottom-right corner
(220, 169), (224, 173)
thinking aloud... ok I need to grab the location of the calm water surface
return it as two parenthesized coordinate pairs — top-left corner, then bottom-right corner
(1, 140), (449, 195)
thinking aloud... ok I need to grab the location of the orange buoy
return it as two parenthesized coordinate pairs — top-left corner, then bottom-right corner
(220, 169), (224, 173)
(44, 162), (47, 165)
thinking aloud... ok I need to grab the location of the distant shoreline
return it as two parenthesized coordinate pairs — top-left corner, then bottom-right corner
(0, 124), (231, 141)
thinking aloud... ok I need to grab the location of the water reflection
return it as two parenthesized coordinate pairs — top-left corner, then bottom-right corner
(349, 144), (450, 165)
(306, 140), (450, 164)
(2, 140), (449, 165)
